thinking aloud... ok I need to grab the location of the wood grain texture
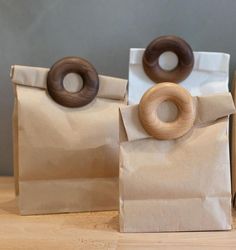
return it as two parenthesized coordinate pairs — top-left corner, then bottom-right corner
(0, 177), (236, 250)
(143, 35), (194, 83)
(138, 82), (195, 140)
(47, 57), (99, 108)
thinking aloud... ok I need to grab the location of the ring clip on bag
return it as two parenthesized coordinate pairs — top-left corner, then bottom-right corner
(119, 83), (235, 233)
(11, 57), (127, 215)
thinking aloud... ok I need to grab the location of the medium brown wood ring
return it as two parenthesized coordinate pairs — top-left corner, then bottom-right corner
(138, 82), (195, 140)
(143, 36), (194, 83)
(47, 57), (99, 108)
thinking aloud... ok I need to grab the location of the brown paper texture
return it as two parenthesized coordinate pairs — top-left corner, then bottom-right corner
(119, 93), (235, 232)
(11, 65), (127, 215)
(232, 72), (236, 207)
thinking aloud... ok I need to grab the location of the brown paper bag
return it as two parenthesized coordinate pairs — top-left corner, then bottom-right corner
(11, 63), (127, 215)
(119, 87), (235, 232)
(232, 71), (236, 207)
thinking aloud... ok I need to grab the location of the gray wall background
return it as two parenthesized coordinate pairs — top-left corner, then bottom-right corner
(1, 0), (236, 175)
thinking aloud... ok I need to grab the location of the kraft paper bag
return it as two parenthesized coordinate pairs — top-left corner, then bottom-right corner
(11, 64), (127, 215)
(128, 45), (233, 206)
(232, 71), (236, 207)
(119, 90), (235, 233)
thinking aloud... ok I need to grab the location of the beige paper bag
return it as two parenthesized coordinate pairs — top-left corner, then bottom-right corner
(119, 91), (235, 232)
(11, 64), (127, 215)
(232, 71), (236, 207)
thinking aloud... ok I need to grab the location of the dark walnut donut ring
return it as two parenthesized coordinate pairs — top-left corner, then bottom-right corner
(143, 36), (194, 83)
(138, 82), (195, 140)
(47, 57), (99, 108)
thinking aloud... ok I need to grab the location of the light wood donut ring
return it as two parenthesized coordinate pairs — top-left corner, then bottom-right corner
(138, 82), (195, 140)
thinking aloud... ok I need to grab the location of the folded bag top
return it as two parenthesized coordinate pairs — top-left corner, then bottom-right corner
(121, 83), (235, 142)
(142, 35), (194, 83)
(129, 35), (230, 105)
(11, 59), (127, 102)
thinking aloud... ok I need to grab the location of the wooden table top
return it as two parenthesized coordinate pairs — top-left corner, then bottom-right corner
(1, 177), (236, 250)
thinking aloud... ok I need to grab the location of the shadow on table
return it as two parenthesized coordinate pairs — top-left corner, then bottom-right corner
(0, 197), (120, 232)
(106, 213), (119, 231)
(0, 198), (19, 215)
(58, 212), (120, 232)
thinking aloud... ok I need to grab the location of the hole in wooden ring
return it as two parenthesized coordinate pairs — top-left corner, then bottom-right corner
(63, 73), (84, 93)
(158, 51), (179, 71)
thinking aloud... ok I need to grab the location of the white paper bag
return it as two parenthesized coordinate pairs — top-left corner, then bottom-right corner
(128, 49), (230, 104)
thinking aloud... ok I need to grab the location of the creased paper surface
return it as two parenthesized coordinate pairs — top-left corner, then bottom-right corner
(12, 65), (127, 215)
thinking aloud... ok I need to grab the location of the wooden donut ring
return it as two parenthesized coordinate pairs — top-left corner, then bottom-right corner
(47, 57), (99, 108)
(143, 36), (194, 83)
(138, 82), (195, 140)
